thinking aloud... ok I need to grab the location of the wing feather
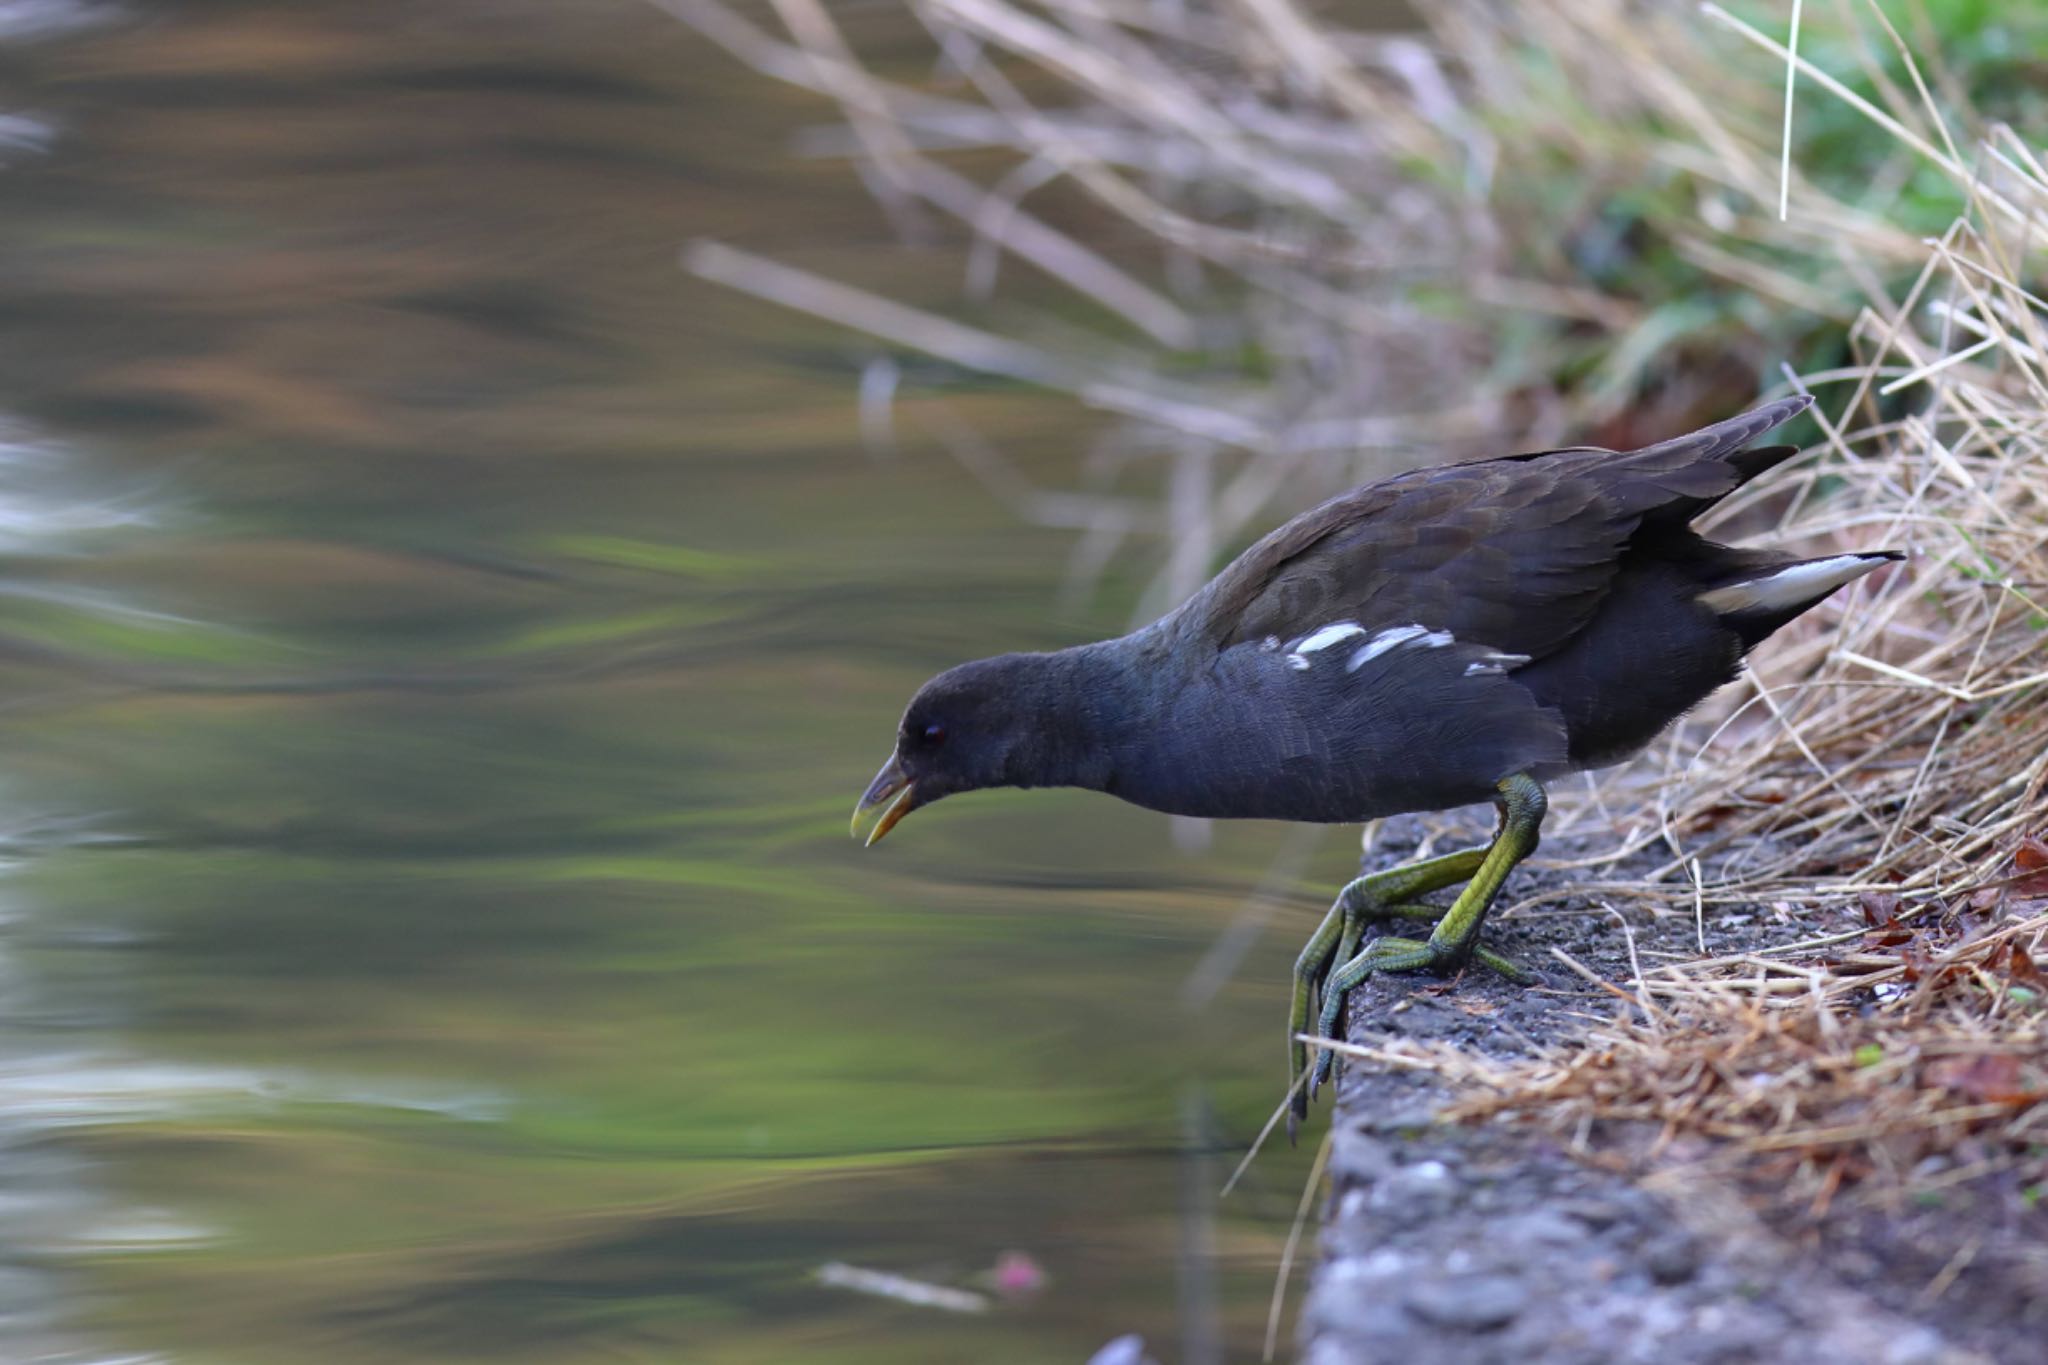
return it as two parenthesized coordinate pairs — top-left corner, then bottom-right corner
(1180, 396), (1813, 663)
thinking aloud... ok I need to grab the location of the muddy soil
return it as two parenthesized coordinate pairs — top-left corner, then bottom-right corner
(1301, 816), (2046, 1365)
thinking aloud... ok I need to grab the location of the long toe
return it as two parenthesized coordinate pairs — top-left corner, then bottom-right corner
(1309, 1044), (1336, 1099)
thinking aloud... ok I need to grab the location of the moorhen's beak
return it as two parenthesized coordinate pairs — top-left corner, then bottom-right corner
(851, 754), (917, 846)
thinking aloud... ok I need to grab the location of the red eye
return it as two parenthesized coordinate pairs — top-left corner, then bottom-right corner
(922, 724), (947, 746)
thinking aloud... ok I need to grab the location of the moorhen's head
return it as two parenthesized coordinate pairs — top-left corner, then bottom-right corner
(851, 654), (1041, 846)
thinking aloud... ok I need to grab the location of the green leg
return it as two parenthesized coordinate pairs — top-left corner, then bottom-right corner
(1307, 775), (1548, 1101)
(1288, 844), (1488, 1137)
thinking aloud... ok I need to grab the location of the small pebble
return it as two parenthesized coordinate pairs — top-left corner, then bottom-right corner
(1305, 1262), (1417, 1344)
(1402, 1273), (1529, 1332)
(1643, 1230), (1703, 1286)
(1552, 1197), (1628, 1231)
(1678, 1320), (1778, 1364)
(1353, 1102), (1440, 1134)
(1371, 1161), (1460, 1219)
(1879, 1326), (1948, 1365)
(1466, 1186), (1505, 1216)
(1330, 1130), (1393, 1182)
(1299, 1340), (1361, 1365)
(1492, 1209), (1592, 1248)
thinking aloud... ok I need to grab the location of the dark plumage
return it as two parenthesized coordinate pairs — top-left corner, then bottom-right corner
(853, 395), (1901, 1125)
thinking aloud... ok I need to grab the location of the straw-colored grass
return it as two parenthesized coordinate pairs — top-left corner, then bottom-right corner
(672, 0), (2048, 1210)
(1320, 889), (2048, 1215)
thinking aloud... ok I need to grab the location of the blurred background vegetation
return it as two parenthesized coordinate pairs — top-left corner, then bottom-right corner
(0, 1), (2041, 1362)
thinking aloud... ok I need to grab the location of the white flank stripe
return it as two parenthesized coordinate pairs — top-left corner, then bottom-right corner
(1698, 554), (1885, 614)
(1348, 624), (1426, 664)
(1283, 622), (1366, 671)
(1464, 652), (1530, 677)
(1346, 623), (1456, 672)
(1292, 622), (1367, 654)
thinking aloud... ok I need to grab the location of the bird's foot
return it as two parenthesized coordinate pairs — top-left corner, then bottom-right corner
(1287, 846), (1491, 1136)
(1296, 774), (1549, 1114)
(1305, 936), (1531, 1098)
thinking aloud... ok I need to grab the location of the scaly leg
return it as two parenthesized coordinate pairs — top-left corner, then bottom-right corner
(1288, 844), (1487, 1137)
(1307, 775), (1548, 1099)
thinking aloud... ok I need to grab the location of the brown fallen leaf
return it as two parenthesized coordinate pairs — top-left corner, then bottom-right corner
(1926, 1052), (2037, 1105)
(1862, 891), (1913, 947)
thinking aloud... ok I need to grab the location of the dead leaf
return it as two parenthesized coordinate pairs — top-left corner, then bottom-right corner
(1862, 892), (1912, 947)
(1927, 1053), (2036, 1105)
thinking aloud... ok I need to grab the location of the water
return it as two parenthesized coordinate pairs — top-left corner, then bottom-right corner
(0, 3), (1345, 1359)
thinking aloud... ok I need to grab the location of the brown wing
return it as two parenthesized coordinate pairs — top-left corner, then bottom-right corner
(1186, 396), (1812, 662)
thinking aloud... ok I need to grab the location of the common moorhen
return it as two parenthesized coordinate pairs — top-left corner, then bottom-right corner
(853, 394), (1900, 1128)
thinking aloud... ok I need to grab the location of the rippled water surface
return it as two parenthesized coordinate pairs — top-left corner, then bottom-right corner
(0, 3), (1349, 1359)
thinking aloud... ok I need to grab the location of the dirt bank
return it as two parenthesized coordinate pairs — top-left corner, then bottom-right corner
(1304, 818), (2043, 1365)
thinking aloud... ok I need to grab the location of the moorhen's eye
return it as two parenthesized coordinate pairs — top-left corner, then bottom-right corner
(922, 723), (948, 747)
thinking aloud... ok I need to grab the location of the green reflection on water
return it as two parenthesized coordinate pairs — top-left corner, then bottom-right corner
(0, 2), (1330, 1361)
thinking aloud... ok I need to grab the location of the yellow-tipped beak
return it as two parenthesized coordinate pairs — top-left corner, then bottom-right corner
(851, 756), (917, 847)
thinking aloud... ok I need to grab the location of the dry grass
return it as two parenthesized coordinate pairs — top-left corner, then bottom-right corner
(666, 0), (1929, 616)
(1324, 886), (2048, 1216)
(671, 0), (2048, 1210)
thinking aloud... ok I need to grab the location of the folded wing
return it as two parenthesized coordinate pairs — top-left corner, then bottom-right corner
(1184, 395), (1814, 664)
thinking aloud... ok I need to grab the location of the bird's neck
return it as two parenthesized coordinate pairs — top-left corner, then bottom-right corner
(1007, 636), (1153, 794)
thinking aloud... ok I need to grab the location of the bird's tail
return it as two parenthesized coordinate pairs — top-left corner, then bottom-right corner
(1698, 550), (1905, 645)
